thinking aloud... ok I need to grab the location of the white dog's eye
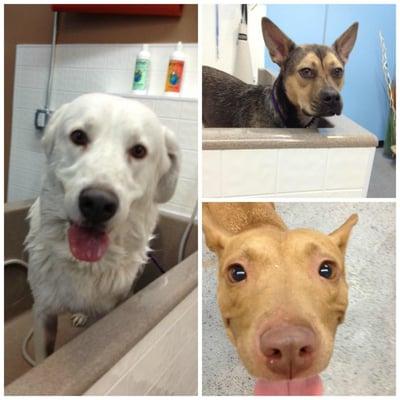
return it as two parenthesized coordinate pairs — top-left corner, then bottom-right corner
(70, 130), (89, 146)
(129, 144), (147, 159)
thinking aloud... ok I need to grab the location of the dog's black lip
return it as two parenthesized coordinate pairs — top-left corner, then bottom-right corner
(68, 219), (107, 233)
(311, 108), (342, 117)
(310, 101), (343, 118)
(320, 111), (335, 117)
(320, 110), (341, 117)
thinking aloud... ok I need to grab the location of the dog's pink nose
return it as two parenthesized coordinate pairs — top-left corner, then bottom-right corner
(260, 325), (316, 378)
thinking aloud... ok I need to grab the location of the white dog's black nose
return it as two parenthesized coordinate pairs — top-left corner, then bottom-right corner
(79, 188), (119, 224)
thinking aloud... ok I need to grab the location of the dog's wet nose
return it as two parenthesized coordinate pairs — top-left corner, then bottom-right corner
(260, 325), (316, 378)
(79, 188), (119, 224)
(320, 88), (341, 106)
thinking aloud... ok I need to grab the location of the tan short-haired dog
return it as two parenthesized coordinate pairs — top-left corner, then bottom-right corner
(203, 203), (358, 395)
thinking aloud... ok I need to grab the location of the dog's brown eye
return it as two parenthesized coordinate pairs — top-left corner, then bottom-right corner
(228, 263), (247, 282)
(332, 67), (343, 78)
(129, 144), (147, 159)
(299, 68), (315, 79)
(70, 130), (89, 146)
(319, 261), (335, 279)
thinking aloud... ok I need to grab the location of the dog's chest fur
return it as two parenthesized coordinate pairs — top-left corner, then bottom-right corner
(26, 197), (158, 317)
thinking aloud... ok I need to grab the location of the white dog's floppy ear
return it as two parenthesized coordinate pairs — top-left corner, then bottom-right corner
(154, 127), (181, 203)
(41, 103), (69, 158)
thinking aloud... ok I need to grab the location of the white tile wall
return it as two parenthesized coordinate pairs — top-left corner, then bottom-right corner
(203, 147), (375, 198)
(8, 44), (198, 217)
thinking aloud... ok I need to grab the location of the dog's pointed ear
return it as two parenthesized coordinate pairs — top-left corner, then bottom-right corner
(261, 17), (296, 66)
(333, 22), (358, 64)
(154, 126), (181, 203)
(329, 214), (358, 254)
(42, 103), (69, 158)
(203, 203), (231, 256)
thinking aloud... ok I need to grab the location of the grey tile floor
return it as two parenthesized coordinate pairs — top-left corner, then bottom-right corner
(202, 203), (395, 395)
(367, 147), (396, 198)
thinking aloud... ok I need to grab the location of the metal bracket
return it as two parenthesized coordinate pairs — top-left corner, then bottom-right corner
(34, 109), (52, 130)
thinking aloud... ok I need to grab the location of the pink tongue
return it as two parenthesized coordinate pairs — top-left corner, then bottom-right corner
(68, 224), (109, 262)
(254, 375), (323, 396)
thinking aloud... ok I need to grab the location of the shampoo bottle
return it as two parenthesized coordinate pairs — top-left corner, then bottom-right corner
(165, 42), (185, 96)
(133, 44), (151, 94)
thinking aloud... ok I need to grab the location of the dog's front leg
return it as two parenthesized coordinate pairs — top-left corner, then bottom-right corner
(33, 310), (58, 364)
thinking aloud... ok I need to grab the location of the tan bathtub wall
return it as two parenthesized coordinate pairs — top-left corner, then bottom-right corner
(4, 201), (198, 387)
(4, 200), (33, 262)
(4, 4), (198, 200)
(4, 200), (198, 298)
(85, 289), (197, 395)
(6, 252), (198, 395)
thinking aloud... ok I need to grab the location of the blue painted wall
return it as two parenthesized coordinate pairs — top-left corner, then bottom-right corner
(265, 4), (396, 141)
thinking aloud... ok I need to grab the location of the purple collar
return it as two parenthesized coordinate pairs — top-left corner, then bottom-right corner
(271, 79), (315, 128)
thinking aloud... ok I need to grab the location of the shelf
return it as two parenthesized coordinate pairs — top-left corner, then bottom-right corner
(109, 92), (197, 102)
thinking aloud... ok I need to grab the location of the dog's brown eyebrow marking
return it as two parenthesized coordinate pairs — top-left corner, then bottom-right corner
(297, 53), (320, 70)
(241, 246), (271, 265)
(303, 242), (342, 266)
(286, 45), (341, 75)
(304, 242), (321, 256)
(323, 51), (344, 69)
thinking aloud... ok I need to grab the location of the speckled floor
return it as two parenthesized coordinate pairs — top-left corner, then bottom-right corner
(202, 202), (395, 395)
(367, 147), (396, 198)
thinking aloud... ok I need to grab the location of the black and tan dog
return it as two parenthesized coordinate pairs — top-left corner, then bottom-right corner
(203, 18), (358, 128)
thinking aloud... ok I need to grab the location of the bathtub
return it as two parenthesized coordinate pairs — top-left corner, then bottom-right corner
(203, 116), (378, 198)
(202, 69), (378, 198)
(4, 200), (198, 395)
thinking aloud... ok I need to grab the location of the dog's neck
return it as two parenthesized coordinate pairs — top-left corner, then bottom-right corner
(271, 75), (316, 128)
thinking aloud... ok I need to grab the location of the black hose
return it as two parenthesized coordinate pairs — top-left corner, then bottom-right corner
(149, 254), (166, 274)
(241, 4), (248, 25)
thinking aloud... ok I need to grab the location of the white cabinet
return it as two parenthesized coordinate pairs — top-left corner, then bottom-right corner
(203, 147), (375, 198)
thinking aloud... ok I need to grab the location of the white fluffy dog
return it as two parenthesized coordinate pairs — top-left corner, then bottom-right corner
(25, 93), (181, 363)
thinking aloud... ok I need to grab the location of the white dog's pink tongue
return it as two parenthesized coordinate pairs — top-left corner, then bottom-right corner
(68, 224), (109, 262)
(254, 375), (323, 396)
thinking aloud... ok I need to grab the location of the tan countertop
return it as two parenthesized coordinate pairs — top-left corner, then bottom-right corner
(203, 115), (378, 150)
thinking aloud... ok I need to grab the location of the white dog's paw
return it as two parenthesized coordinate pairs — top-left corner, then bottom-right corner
(71, 313), (88, 328)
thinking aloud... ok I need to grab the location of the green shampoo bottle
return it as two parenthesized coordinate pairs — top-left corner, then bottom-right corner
(133, 44), (151, 94)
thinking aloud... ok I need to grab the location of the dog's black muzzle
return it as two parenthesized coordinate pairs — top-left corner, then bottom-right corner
(316, 87), (343, 116)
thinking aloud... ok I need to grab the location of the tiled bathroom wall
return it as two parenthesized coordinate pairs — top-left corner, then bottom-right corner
(8, 44), (198, 217)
